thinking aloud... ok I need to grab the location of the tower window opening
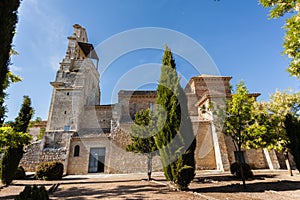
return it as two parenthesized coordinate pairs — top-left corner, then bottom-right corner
(74, 145), (80, 157)
(149, 102), (153, 112)
(64, 111), (67, 114)
(133, 103), (137, 113)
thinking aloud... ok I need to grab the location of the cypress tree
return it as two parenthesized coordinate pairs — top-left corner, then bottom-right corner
(155, 45), (196, 190)
(0, 0), (21, 125)
(1, 96), (33, 185)
(13, 96), (34, 133)
(126, 109), (158, 180)
(285, 114), (300, 172)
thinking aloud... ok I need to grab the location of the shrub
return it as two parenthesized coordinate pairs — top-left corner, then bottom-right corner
(230, 162), (253, 179)
(1, 146), (24, 185)
(14, 185), (49, 200)
(14, 166), (26, 180)
(35, 161), (63, 180)
(176, 165), (195, 190)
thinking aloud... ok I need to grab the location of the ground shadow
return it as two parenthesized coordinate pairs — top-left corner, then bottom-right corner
(192, 180), (300, 193)
(61, 177), (89, 181)
(10, 179), (141, 187)
(195, 174), (277, 183)
(0, 194), (16, 200)
(51, 181), (169, 199)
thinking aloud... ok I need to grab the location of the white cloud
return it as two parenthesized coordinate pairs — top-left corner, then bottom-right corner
(19, 0), (68, 71)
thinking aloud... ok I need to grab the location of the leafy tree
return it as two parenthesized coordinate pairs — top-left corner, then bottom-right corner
(0, 0), (21, 124)
(240, 101), (287, 152)
(260, 90), (300, 174)
(28, 117), (42, 128)
(155, 45), (196, 190)
(1, 96), (33, 185)
(218, 82), (257, 186)
(223, 82), (255, 153)
(0, 126), (31, 151)
(126, 109), (158, 180)
(259, 0), (300, 77)
(219, 84), (289, 153)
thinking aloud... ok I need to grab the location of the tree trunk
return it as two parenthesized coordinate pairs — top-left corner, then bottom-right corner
(284, 151), (293, 176)
(235, 150), (246, 188)
(147, 154), (153, 181)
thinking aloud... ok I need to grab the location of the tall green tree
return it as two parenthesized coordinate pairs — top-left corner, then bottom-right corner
(285, 113), (300, 172)
(13, 96), (34, 133)
(1, 96), (33, 185)
(219, 82), (258, 187)
(259, 0), (300, 77)
(220, 89), (292, 155)
(0, 0), (21, 124)
(126, 109), (158, 180)
(155, 45), (196, 190)
(223, 82), (255, 154)
(260, 90), (300, 174)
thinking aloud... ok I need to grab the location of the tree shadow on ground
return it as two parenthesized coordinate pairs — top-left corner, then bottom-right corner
(0, 194), (16, 200)
(195, 174), (277, 183)
(192, 180), (300, 193)
(61, 177), (88, 181)
(51, 181), (170, 199)
(10, 179), (140, 187)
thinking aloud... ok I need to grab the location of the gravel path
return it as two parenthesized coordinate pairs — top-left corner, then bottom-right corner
(1, 170), (300, 199)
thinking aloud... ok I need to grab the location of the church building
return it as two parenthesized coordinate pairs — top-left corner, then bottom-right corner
(21, 24), (282, 174)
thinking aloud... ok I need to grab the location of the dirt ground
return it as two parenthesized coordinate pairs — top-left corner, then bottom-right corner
(1, 170), (300, 200)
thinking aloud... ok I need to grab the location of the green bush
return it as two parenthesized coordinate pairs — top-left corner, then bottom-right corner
(176, 165), (195, 190)
(14, 166), (26, 180)
(230, 162), (253, 179)
(35, 161), (63, 180)
(1, 146), (24, 185)
(14, 185), (49, 200)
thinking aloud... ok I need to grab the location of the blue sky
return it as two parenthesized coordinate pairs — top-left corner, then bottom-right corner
(6, 0), (300, 121)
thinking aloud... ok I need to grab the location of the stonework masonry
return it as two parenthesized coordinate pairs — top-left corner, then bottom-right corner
(20, 24), (285, 174)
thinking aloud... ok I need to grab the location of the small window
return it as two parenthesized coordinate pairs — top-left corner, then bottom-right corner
(149, 102), (153, 112)
(64, 125), (70, 131)
(64, 111), (67, 114)
(74, 145), (80, 157)
(133, 103), (136, 113)
(67, 92), (70, 96)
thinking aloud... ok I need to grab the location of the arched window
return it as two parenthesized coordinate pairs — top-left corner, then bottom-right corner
(74, 145), (80, 157)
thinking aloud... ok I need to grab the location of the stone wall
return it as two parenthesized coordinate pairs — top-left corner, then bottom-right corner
(80, 105), (113, 131)
(245, 149), (268, 169)
(44, 131), (73, 148)
(20, 141), (43, 172)
(67, 136), (162, 174)
(20, 143), (69, 173)
(194, 121), (216, 170)
(276, 151), (296, 169)
(117, 91), (157, 122)
(224, 135), (275, 169)
(188, 75), (232, 97)
(40, 148), (69, 174)
(20, 131), (72, 173)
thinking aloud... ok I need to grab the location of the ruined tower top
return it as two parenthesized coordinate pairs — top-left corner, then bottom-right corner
(70, 24), (88, 43)
(47, 24), (100, 132)
(62, 24), (98, 65)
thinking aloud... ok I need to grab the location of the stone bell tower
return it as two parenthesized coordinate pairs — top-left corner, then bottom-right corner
(46, 24), (100, 133)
